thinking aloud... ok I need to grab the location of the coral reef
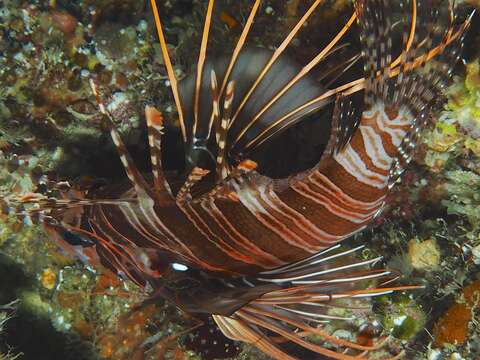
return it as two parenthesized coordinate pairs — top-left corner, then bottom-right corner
(365, 56), (480, 358)
(408, 238), (441, 271)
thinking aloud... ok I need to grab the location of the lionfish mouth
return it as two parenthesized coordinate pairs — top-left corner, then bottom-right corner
(5, 0), (474, 359)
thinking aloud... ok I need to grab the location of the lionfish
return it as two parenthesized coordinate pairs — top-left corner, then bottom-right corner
(11, 0), (473, 359)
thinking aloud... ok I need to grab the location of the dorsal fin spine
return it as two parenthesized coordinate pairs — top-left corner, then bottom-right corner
(193, 0), (215, 138)
(150, 0), (187, 142)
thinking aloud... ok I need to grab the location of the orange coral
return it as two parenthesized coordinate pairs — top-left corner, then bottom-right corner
(40, 268), (57, 290)
(433, 280), (480, 346)
(219, 11), (238, 29)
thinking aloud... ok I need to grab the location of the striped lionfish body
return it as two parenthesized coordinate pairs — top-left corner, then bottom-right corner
(14, 0), (473, 359)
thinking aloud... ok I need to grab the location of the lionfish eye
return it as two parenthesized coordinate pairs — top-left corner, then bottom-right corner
(171, 263), (189, 272)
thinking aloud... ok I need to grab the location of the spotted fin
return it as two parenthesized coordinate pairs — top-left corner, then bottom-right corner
(354, 0), (473, 186)
(387, 3), (474, 186)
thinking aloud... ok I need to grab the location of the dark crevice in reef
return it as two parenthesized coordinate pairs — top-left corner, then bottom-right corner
(0, 255), (97, 360)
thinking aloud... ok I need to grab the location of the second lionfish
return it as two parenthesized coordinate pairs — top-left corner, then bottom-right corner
(13, 0), (473, 359)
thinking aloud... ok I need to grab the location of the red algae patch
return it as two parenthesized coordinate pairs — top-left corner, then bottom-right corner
(433, 280), (480, 347)
(50, 11), (78, 34)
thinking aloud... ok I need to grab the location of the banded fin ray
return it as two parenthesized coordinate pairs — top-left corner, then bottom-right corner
(388, 6), (473, 186)
(233, 12), (358, 158)
(355, 0), (473, 188)
(251, 1), (470, 163)
(150, 0), (187, 142)
(212, 245), (417, 360)
(145, 105), (175, 200)
(177, 1), (357, 175)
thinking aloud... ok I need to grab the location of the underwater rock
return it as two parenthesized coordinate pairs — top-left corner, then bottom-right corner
(408, 238), (441, 272)
(442, 170), (480, 226)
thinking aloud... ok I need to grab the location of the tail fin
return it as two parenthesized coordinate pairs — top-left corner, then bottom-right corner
(356, 0), (470, 112)
(353, 0), (472, 185)
(213, 245), (418, 360)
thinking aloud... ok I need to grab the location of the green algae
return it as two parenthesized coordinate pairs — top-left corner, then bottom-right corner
(442, 170), (480, 226)
(378, 293), (426, 341)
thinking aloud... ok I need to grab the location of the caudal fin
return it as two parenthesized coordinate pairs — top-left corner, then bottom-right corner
(353, 0), (472, 186)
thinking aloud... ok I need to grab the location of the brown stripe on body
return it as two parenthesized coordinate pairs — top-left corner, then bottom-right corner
(213, 199), (310, 266)
(95, 204), (172, 251)
(277, 185), (369, 239)
(181, 201), (266, 272)
(316, 158), (387, 202)
(235, 176), (324, 253)
(149, 202), (248, 273)
(90, 182), (281, 274)
(379, 128), (405, 157)
(242, 182), (323, 251)
(260, 186), (347, 246)
(348, 128), (391, 177)
(308, 171), (381, 212)
(291, 175), (377, 219)
(104, 200), (227, 272)
(198, 199), (285, 269)
(361, 106), (413, 158)
(94, 205), (149, 249)
(86, 220), (147, 286)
